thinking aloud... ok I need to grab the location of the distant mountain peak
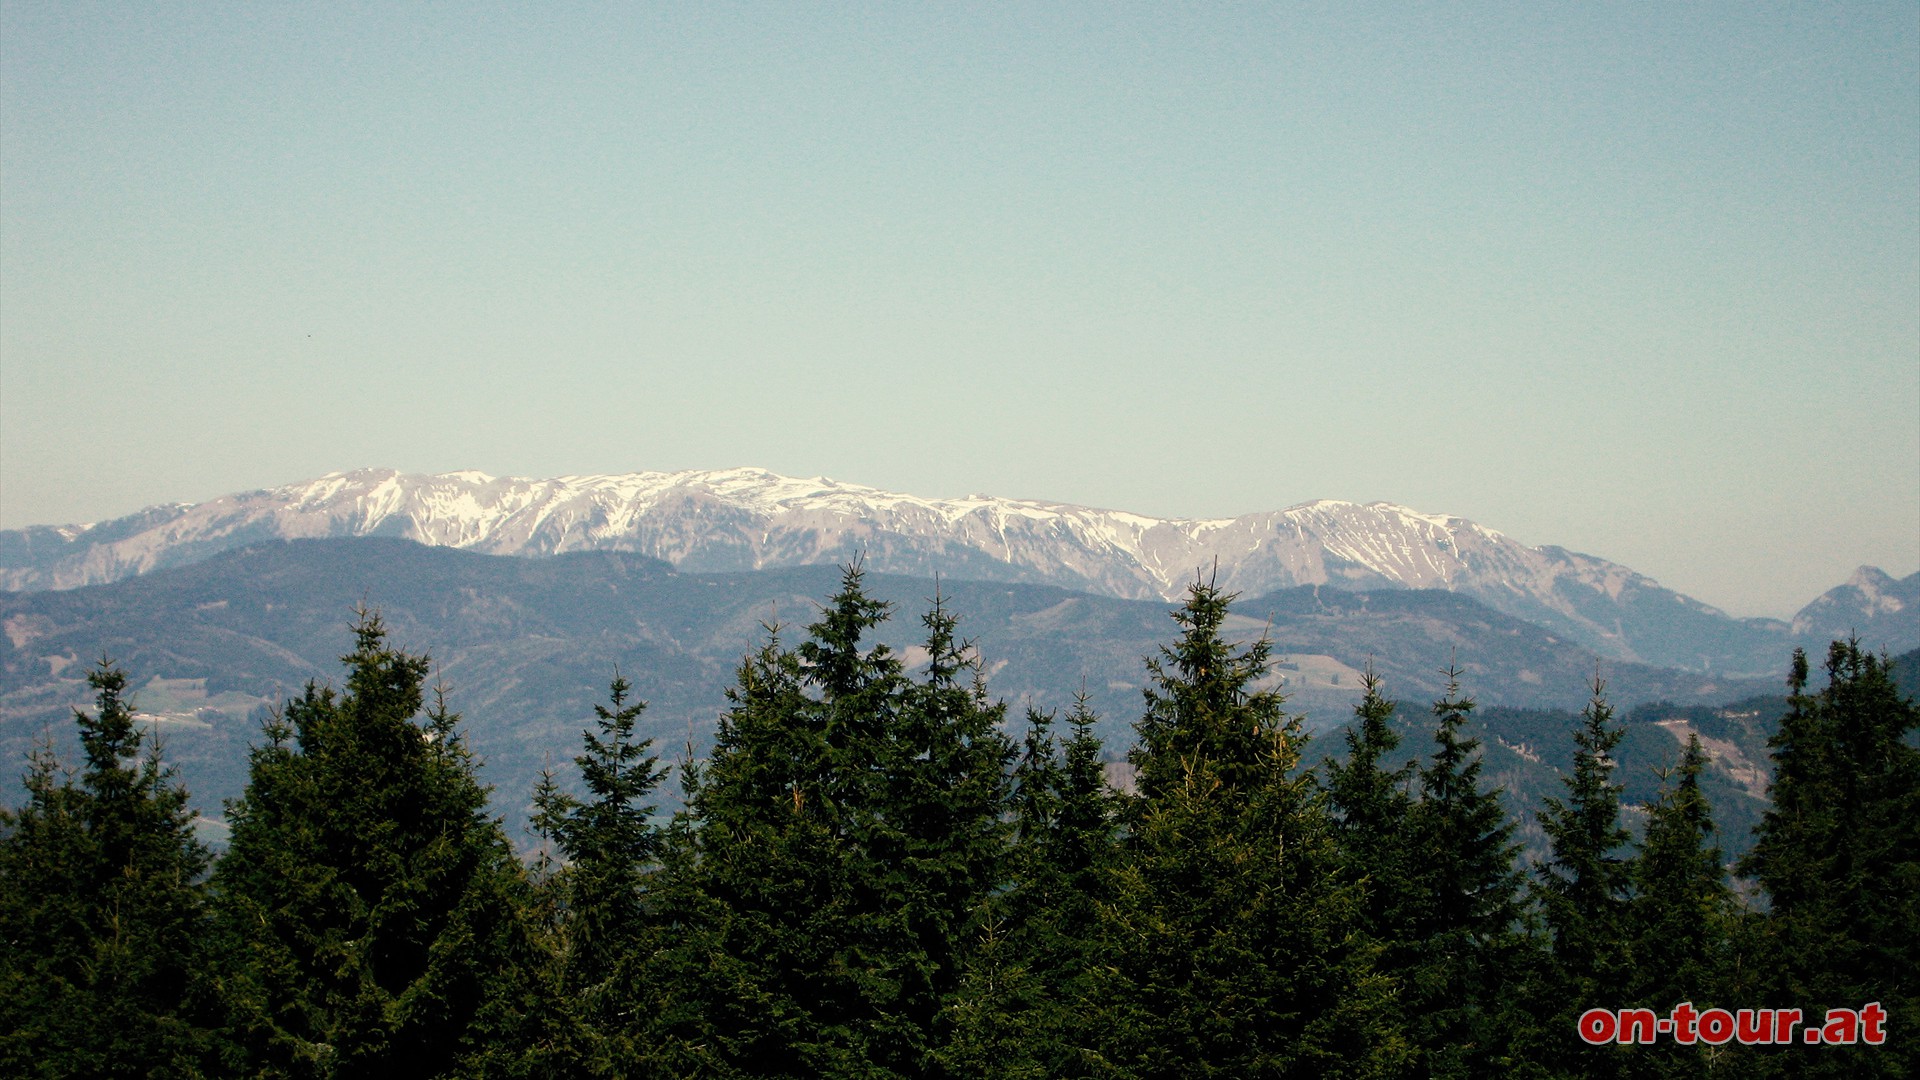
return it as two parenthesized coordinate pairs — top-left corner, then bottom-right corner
(2, 466), (1902, 673)
(1794, 565), (1918, 641)
(1847, 565), (1898, 591)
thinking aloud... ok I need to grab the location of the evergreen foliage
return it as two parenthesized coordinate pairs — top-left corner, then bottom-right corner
(942, 695), (1115, 1077)
(934, 916), (1051, 1080)
(661, 568), (1013, 1077)
(1023, 696), (1117, 1004)
(653, 629), (856, 1075)
(4, 568), (1912, 1077)
(1737, 641), (1920, 1077)
(1402, 673), (1537, 1078)
(0, 661), (220, 1079)
(1623, 733), (1732, 1079)
(1093, 579), (1406, 1077)
(1129, 579), (1280, 802)
(881, 593), (1017, 1072)
(1324, 670), (1418, 971)
(210, 613), (561, 1079)
(1533, 676), (1634, 1076)
(530, 673), (668, 1076)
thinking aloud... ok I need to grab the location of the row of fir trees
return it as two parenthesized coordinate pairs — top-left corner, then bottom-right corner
(2, 566), (1915, 1078)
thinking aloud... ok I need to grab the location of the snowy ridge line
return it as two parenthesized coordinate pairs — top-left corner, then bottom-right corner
(10, 463), (1836, 674)
(258, 467), (1525, 593)
(8, 464), (1622, 600)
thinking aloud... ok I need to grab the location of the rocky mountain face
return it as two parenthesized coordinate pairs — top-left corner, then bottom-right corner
(1792, 566), (1920, 646)
(2, 467), (1908, 673)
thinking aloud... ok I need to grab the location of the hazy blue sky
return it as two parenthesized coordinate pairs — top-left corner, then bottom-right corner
(2, 3), (1915, 618)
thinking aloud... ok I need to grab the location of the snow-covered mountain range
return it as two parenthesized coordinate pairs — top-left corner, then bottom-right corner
(1, 467), (1907, 673)
(1792, 566), (1919, 647)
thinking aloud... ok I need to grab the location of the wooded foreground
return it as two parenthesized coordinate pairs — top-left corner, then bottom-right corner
(2, 566), (1914, 1078)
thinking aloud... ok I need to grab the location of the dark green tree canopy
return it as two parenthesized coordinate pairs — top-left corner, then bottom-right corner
(1131, 576), (1291, 802)
(528, 673), (669, 1075)
(7, 564), (1915, 1079)
(1618, 733), (1735, 1078)
(1325, 669), (1418, 942)
(1738, 641), (1920, 1077)
(1535, 677), (1632, 962)
(1095, 580), (1405, 1078)
(212, 613), (556, 1079)
(0, 661), (218, 1079)
(660, 567), (1015, 1077)
(532, 673), (667, 935)
(1400, 674), (1536, 1078)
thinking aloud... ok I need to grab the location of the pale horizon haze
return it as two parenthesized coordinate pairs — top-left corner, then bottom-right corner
(2, 4), (1916, 619)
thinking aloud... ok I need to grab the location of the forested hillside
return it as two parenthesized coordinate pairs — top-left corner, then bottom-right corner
(0, 538), (1775, 830)
(3, 568), (1913, 1077)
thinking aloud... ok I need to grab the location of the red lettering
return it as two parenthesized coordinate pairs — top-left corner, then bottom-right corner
(1671, 1002), (1699, 1045)
(1579, 1009), (1617, 1045)
(1579, 1002), (1872, 1048)
(1736, 1009), (1772, 1045)
(1619, 1008), (1658, 1044)
(1774, 1008), (1802, 1044)
(1862, 1002), (1887, 1045)
(1823, 1008), (1860, 1046)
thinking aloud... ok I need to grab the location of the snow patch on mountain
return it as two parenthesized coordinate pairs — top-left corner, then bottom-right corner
(1791, 566), (1920, 646)
(0, 466), (1827, 672)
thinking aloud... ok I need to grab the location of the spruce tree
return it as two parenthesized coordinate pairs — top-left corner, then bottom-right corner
(1008, 706), (1068, 902)
(663, 568), (1014, 1077)
(1093, 579), (1405, 1077)
(1737, 641), (1919, 1077)
(1623, 734), (1731, 1079)
(211, 614), (559, 1079)
(1403, 673), (1536, 1078)
(873, 593), (1015, 1075)
(653, 630), (860, 1076)
(1324, 670), (1418, 967)
(975, 703), (1067, 1068)
(933, 916), (1050, 1080)
(1129, 579), (1278, 802)
(1026, 692), (1117, 999)
(529, 673), (668, 1076)
(0, 661), (220, 1079)
(943, 695), (1114, 1078)
(1534, 676), (1634, 1077)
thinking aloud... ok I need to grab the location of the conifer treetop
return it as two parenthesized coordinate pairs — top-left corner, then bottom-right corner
(1131, 575), (1291, 802)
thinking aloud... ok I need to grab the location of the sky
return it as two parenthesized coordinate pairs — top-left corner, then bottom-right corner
(1, 3), (1915, 619)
